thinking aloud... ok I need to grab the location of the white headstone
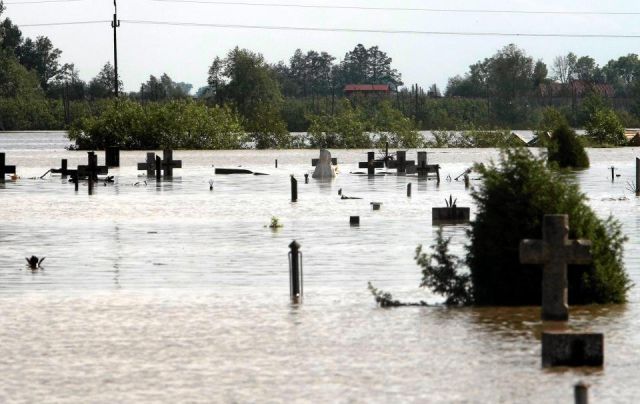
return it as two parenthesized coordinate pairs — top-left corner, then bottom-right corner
(312, 149), (336, 179)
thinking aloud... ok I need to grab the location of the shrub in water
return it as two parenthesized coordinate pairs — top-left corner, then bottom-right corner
(467, 147), (630, 305)
(547, 124), (590, 169)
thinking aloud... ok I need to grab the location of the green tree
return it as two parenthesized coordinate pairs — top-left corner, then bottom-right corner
(585, 108), (626, 146)
(548, 124), (589, 168)
(88, 62), (122, 99)
(467, 148), (630, 305)
(16, 36), (62, 92)
(307, 99), (370, 148)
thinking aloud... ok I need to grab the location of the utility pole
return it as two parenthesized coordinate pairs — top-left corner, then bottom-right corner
(111, 0), (120, 97)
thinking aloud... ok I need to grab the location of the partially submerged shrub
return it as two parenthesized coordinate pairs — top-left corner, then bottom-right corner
(416, 228), (473, 305)
(467, 147), (631, 305)
(547, 124), (590, 169)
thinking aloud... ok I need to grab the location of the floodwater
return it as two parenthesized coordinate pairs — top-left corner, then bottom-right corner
(1, 131), (640, 403)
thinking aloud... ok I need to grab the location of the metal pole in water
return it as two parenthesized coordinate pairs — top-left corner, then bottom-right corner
(288, 240), (303, 301)
(407, 182), (412, 197)
(291, 175), (298, 202)
(574, 382), (589, 404)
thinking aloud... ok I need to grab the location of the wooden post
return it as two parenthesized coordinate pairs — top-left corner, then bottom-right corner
(289, 240), (303, 301)
(574, 382), (589, 404)
(350, 216), (360, 226)
(0, 152), (5, 184)
(155, 156), (161, 181)
(407, 182), (412, 197)
(291, 175), (298, 202)
(105, 146), (120, 167)
(610, 166), (615, 182)
(74, 174), (79, 191)
(464, 173), (470, 189)
(61, 159), (68, 179)
(304, 173), (309, 184)
(275, 159), (278, 168)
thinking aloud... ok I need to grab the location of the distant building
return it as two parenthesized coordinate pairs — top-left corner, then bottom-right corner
(344, 84), (391, 96)
(538, 80), (615, 98)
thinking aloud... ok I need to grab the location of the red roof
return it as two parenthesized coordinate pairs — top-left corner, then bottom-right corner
(344, 84), (390, 92)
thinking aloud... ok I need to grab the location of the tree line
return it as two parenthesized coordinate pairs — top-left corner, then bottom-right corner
(0, 1), (639, 148)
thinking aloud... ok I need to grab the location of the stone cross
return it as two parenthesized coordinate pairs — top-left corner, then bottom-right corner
(77, 151), (108, 180)
(358, 152), (383, 175)
(519, 214), (593, 321)
(0, 152), (16, 183)
(137, 152), (157, 176)
(388, 150), (415, 174)
(161, 149), (182, 178)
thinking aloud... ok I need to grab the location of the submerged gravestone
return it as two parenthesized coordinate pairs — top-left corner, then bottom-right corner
(358, 152), (383, 176)
(388, 150), (415, 175)
(0, 152), (17, 183)
(542, 331), (604, 367)
(312, 149), (336, 180)
(137, 152), (157, 176)
(519, 214), (593, 321)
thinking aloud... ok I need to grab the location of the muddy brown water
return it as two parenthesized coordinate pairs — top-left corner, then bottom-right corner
(1, 132), (639, 402)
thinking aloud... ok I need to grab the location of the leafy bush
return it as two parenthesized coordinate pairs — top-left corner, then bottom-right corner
(307, 100), (371, 148)
(69, 99), (245, 149)
(547, 124), (589, 168)
(467, 148), (631, 305)
(416, 227), (473, 305)
(585, 108), (626, 146)
(425, 129), (523, 148)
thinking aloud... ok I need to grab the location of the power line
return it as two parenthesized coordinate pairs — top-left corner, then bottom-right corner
(149, 0), (640, 16)
(5, 0), (85, 4)
(19, 20), (110, 27)
(121, 19), (640, 38)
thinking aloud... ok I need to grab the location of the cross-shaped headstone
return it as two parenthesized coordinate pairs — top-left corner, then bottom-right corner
(137, 152), (157, 176)
(77, 151), (108, 180)
(312, 157), (338, 166)
(519, 214), (593, 321)
(0, 152), (16, 183)
(388, 151), (415, 174)
(52, 159), (72, 178)
(161, 149), (182, 178)
(358, 151), (384, 175)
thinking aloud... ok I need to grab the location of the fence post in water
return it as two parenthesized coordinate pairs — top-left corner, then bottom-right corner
(636, 158), (640, 196)
(0, 153), (5, 183)
(275, 159), (278, 168)
(291, 175), (298, 202)
(574, 382), (589, 404)
(288, 240), (303, 301)
(407, 182), (412, 197)
(304, 173), (309, 184)
(610, 166), (615, 182)
(155, 156), (161, 181)
(464, 173), (470, 189)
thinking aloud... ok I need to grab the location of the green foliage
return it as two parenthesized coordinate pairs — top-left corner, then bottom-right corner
(69, 99), (245, 150)
(370, 101), (422, 148)
(415, 228), (473, 305)
(467, 148), (631, 305)
(307, 100), (371, 148)
(548, 124), (589, 168)
(426, 129), (523, 148)
(367, 282), (402, 307)
(586, 108), (626, 146)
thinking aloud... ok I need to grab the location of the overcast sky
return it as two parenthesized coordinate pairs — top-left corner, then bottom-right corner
(5, 0), (639, 92)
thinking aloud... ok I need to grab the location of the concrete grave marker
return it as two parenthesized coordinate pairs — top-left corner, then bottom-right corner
(0, 153), (17, 183)
(137, 152), (157, 176)
(312, 149), (336, 180)
(358, 152), (384, 176)
(388, 150), (415, 175)
(161, 149), (182, 178)
(520, 214), (593, 321)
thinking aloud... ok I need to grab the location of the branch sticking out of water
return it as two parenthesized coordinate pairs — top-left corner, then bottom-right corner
(367, 282), (428, 307)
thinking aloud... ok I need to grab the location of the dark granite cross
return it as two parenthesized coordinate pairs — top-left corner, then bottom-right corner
(519, 214), (593, 321)
(77, 151), (108, 180)
(161, 149), (182, 178)
(358, 152), (383, 175)
(0, 152), (16, 183)
(51, 159), (73, 178)
(388, 150), (415, 174)
(137, 152), (157, 176)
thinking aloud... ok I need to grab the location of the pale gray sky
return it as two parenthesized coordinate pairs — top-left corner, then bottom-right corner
(6, 0), (640, 92)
